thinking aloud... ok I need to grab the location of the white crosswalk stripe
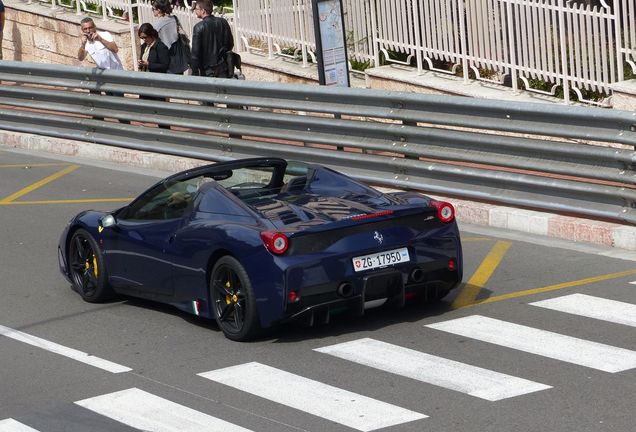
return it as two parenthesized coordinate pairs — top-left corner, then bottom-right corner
(314, 337), (552, 401)
(0, 419), (40, 432)
(0, 324), (131, 374)
(198, 362), (427, 432)
(530, 293), (636, 327)
(75, 387), (253, 432)
(426, 315), (636, 373)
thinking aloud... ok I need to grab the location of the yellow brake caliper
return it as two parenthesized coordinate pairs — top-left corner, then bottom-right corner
(92, 255), (99, 278)
(225, 280), (233, 304)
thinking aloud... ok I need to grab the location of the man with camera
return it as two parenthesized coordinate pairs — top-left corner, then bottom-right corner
(77, 17), (123, 70)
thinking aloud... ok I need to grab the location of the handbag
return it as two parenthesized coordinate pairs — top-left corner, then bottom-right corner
(225, 51), (242, 78)
(168, 16), (191, 74)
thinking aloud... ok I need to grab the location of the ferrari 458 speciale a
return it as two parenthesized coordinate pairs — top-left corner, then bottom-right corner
(59, 158), (463, 340)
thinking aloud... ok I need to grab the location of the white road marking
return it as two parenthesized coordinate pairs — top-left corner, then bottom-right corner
(530, 294), (636, 328)
(315, 338), (551, 401)
(0, 419), (40, 432)
(629, 281), (636, 285)
(426, 315), (636, 373)
(0, 324), (131, 374)
(75, 388), (253, 432)
(198, 362), (427, 432)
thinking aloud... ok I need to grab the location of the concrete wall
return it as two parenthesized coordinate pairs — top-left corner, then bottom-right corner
(611, 80), (636, 111)
(1, 0), (135, 70)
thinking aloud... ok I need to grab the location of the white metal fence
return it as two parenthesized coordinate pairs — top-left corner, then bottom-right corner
(231, 0), (636, 105)
(21, 0), (636, 104)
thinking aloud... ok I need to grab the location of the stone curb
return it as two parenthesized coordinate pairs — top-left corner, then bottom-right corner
(2, 129), (636, 251)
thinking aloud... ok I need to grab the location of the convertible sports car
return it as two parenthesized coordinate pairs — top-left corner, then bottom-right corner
(59, 158), (463, 341)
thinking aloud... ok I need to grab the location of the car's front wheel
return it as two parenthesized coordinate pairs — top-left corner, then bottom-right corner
(210, 256), (261, 341)
(68, 229), (113, 302)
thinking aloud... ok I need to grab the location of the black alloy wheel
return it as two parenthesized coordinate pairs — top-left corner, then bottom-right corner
(68, 229), (113, 302)
(210, 256), (261, 341)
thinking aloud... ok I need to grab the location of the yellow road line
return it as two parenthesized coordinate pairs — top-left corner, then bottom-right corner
(0, 165), (80, 203)
(462, 236), (492, 242)
(0, 198), (132, 205)
(0, 163), (73, 168)
(451, 240), (512, 309)
(472, 268), (636, 306)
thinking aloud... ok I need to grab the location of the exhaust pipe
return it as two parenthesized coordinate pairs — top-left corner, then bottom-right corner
(336, 282), (354, 298)
(410, 268), (424, 283)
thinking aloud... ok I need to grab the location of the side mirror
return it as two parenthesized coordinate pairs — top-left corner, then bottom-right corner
(99, 214), (117, 232)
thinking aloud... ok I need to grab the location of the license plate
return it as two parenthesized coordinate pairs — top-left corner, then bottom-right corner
(352, 247), (410, 272)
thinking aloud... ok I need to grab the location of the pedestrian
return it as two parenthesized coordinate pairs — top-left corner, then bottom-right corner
(151, 0), (178, 55)
(77, 17), (123, 70)
(190, 0), (233, 78)
(151, 0), (190, 74)
(78, 17), (128, 123)
(0, 0), (5, 60)
(138, 23), (170, 73)
(138, 23), (171, 129)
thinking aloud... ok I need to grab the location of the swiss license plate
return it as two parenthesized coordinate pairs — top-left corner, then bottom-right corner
(352, 247), (410, 272)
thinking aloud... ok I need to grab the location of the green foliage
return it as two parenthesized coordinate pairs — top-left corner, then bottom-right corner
(522, 77), (608, 103)
(349, 58), (371, 72)
(214, 0), (232, 9)
(280, 47), (303, 62)
(379, 49), (412, 66)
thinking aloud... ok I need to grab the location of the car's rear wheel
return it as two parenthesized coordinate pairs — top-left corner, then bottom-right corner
(210, 256), (261, 341)
(68, 229), (113, 302)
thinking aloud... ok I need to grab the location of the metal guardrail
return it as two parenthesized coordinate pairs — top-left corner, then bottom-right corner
(1, 61), (636, 223)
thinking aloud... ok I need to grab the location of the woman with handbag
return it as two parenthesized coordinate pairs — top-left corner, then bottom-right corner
(152, 0), (190, 74)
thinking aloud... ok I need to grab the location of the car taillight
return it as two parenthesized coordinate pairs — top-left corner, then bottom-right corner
(260, 231), (289, 255)
(430, 200), (455, 223)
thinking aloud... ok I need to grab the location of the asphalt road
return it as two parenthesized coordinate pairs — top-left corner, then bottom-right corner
(1, 147), (635, 432)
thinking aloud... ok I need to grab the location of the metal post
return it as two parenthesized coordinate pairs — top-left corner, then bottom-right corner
(459, 0), (469, 84)
(412, 0), (422, 74)
(232, 0), (241, 52)
(611, 0), (624, 81)
(128, 0), (139, 70)
(265, 0), (274, 59)
(101, 0), (107, 21)
(370, 0), (379, 68)
(298, 0), (309, 68)
(506, 0), (517, 92)
(558, 0), (570, 104)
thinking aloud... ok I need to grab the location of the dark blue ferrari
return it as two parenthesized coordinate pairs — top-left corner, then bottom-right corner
(58, 158), (463, 340)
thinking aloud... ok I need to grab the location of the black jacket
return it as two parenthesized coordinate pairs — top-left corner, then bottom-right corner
(191, 15), (234, 76)
(140, 39), (170, 73)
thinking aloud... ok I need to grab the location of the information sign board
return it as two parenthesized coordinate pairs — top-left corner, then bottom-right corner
(312, 0), (350, 87)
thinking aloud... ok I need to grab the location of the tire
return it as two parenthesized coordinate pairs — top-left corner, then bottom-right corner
(68, 229), (114, 302)
(210, 256), (261, 341)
